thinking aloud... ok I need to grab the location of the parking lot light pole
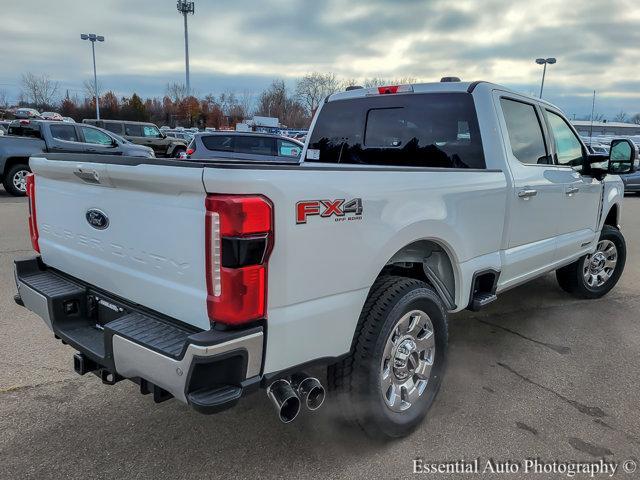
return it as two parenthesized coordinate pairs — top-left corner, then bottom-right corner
(535, 57), (556, 98)
(81, 33), (105, 119)
(176, 1), (195, 96)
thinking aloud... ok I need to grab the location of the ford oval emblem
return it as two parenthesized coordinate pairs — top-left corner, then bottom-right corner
(86, 209), (109, 230)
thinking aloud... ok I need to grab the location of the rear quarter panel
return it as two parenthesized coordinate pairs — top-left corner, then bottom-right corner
(203, 166), (507, 373)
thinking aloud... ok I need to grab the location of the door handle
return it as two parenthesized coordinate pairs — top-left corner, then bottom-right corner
(565, 186), (579, 195)
(517, 189), (538, 199)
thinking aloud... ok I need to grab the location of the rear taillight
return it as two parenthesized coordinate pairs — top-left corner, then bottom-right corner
(186, 148), (195, 155)
(26, 173), (40, 253)
(205, 195), (273, 326)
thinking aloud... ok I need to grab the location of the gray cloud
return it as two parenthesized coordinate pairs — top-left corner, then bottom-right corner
(0, 0), (639, 118)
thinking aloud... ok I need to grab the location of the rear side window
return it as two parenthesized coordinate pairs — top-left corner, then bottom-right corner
(278, 139), (301, 158)
(50, 124), (78, 142)
(235, 136), (275, 156)
(307, 92), (485, 169)
(202, 135), (234, 152)
(500, 98), (550, 165)
(125, 124), (143, 136)
(103, 122), (124, 135)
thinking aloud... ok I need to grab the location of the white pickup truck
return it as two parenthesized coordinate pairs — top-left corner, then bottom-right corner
(14, 80), (637, 438)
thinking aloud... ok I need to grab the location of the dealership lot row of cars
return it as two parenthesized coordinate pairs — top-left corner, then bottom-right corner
(0, 115), (304, 195)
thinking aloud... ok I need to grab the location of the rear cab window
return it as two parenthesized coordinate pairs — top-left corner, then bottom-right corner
(307, 92), (485, 169)
(103, 122), (124, 135)
(50, 124), (79, 142)
(125, 124), (143, 136)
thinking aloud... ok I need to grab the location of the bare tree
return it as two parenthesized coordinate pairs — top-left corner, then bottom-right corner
(83, 78), (103, 101)
(166, 82), (188, 103)
(0, 89), (8, 108)
(238, 90), (254, 119)
(613, 110), (628, 123)
(20, 72), (59, 109)
(295, 72), (340, 114)
(632, 113), (640, 125)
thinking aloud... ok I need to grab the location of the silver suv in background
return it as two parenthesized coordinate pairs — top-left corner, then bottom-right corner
(185, 132), (303, 162)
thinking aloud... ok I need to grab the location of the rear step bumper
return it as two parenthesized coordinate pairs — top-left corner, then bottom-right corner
(13, 256), (263, 414)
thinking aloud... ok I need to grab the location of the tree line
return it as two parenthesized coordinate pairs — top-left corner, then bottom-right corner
(1, 72), (418, 129)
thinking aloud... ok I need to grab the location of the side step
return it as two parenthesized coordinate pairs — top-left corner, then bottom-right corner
(470, 292), (497, 311)
(187, 386), (243, 414)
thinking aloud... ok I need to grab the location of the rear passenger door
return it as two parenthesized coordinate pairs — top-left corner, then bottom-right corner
(47, 124), (89, 154)
(496, 95), (564, 287)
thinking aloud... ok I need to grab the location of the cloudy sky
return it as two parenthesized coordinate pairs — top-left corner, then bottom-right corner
(2, 0), (640, 118)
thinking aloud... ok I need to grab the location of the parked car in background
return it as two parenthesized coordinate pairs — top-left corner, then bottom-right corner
(14, 108), (42, 119)
(41, 112), (64, 121)
(0, 120), (154, 195)
(0, 120), (10, 135)
(62, 117), (76, 123)
(164, 130), (194, 142)
(185, 132), (303, 162)
(82, 119), (188, 158)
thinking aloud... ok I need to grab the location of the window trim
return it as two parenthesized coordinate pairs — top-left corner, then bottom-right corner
(498, 95), (552, 168)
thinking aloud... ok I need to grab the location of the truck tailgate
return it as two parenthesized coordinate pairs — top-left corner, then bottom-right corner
(30, 156), (210, 330)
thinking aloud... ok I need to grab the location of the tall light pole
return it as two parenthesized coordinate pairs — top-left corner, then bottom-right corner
(177, 1), (195, 96)
(535, 57), (556, 98)
(81, 33), (104, 119)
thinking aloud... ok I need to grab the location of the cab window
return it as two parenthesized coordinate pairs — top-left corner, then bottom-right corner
(103, 122), (124, 135)
(545, 110), (584, 167)
(143, 125), (162, 138)
(81, 126), (113, 145)
(235, 136), (275, 155)
(500, 98), (550, 165)
(50, 124), (79, 142)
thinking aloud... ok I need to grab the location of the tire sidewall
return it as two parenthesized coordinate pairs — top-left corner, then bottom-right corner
(359, 286), (448, 438)
(4, 164), (30, 196)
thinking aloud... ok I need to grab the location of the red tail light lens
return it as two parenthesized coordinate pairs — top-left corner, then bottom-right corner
(186, 148), (195, 155)
(26, 173), (40, 253)
(205, 195), (273, 326)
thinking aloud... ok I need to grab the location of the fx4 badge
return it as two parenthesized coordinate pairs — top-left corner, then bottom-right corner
(296, 198), (363, 224)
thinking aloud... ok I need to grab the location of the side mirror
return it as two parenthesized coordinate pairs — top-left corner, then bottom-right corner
(608, 139), (638, 174)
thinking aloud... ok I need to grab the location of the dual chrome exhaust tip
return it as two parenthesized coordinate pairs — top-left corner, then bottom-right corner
(266, 374), (325, 423)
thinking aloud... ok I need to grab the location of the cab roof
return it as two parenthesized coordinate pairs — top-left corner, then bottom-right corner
(327, 80), (560, 110)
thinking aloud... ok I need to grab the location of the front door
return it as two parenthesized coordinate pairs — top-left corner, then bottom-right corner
(496, 95), (565, 289)
(543, 108), (602, 264)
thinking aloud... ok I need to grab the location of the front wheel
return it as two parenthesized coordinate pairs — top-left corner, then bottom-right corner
(3, 164), (30, 196)
(172, 147), (186, 158)
(328, 276), (448, 439)
(556, 225), (626, 299)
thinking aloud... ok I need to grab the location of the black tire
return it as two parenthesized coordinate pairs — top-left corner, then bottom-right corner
(3, 163), (30, 196)
(556, 225), (626, 299)
(328, 276), (448, 439)
(172, 147), (186, 158)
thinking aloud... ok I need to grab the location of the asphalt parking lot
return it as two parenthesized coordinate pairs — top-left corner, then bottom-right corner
(1, 186), (639, 480)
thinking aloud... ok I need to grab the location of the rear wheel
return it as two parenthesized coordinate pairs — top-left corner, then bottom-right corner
(173, 147), (186, 158)
(3, 163), (30, 196)
(328, 276), (448, 438)
(556, 225), (626, 299)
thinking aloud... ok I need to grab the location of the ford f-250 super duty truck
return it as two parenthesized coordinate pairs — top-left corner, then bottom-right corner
(13, 80), (637, 438)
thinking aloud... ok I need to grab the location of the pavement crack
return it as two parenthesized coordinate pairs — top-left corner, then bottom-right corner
(568, 437), (613, 457)
(515, 421), (538, 436)
(476, 318), (571, 355)
(497, 362), (606, 418)
(0, 377), (77, 395)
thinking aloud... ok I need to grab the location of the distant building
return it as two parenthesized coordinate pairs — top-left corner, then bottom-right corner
(571, 120), (640, 137)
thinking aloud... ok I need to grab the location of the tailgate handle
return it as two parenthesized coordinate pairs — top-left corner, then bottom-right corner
(73, 168), (101, 184)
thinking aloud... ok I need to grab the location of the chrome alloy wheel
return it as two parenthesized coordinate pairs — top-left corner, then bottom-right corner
(13, 169), (29, 193)
(583, 240), (618, 288)
(380, 309), (435, 412)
